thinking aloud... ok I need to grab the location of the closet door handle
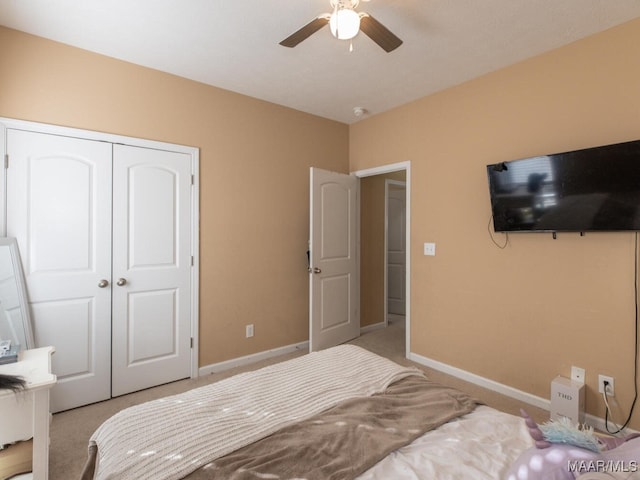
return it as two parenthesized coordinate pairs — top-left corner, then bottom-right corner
(98, 279), (109, 288)
(116, 278), (127, 286)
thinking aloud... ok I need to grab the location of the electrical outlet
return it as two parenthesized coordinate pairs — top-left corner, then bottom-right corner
(598, 374), (614, 396)
(571, 366), (585, 383)
(246, 324), (254, 338)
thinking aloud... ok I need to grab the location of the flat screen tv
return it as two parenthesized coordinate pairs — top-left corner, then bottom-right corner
(487, 139), (640, 232)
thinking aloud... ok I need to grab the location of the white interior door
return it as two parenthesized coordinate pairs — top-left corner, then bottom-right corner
(386, 181), (406, 317)
(111, 144), (193, 396)
(309, 167), (359, 351)
(6, 129), (113, 412)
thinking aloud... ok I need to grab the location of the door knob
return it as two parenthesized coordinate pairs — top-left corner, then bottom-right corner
(116, 278), (127, 286)
(313, 267), (322, 274)
(98, 279), (109, 288)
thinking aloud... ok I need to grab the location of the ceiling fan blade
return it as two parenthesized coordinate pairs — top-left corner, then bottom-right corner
(359, 14), (403, 52)
(279, 17), (329, 48)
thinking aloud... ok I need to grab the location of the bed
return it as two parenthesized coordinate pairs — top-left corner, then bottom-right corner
(79, 344), (636, 480)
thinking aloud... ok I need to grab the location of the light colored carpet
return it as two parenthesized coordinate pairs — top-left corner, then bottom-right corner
(48, 321), (547, 479)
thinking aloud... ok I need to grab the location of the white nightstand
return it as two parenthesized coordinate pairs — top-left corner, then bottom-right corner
(0, 347), (56, 480)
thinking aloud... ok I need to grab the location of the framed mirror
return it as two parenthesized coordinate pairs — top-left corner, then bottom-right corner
(0, 237), (34, 352)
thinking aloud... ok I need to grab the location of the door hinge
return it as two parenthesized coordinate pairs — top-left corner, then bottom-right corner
(4, 154), (8, 169)
(190, 337), (194, 348)
(191, 255), (194, 266)
(191, 174), (195, 185)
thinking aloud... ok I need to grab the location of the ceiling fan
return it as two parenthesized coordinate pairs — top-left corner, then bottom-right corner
(279, 0), (403, 53)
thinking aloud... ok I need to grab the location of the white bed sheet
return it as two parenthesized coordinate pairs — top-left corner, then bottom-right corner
(357, 405), (534, 480)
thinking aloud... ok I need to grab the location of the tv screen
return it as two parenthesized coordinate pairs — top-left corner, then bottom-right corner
(487, 139), (640, 232)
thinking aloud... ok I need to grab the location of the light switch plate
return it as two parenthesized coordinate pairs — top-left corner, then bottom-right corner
(423, 242), (436, 256)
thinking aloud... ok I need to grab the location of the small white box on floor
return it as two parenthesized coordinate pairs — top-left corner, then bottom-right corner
(551, 375), (585, 424)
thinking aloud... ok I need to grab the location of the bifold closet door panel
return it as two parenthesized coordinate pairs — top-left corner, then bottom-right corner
(6, 129), (113, 412)
(110, 144), (192, 397)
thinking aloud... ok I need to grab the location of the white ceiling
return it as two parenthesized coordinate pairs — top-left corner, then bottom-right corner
(2, 0), (640, 124)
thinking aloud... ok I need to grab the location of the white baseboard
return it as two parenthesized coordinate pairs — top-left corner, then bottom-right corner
(360, 322), (386, 334)
(583, 412), (637, 434)
(199, 323), (383, 378)
(387, 314), (405, 323)
(408, 352), (639, 434)
(199, 341), (309, 377)
(408, 351), (550, 411)
(198, 323), (383, 377)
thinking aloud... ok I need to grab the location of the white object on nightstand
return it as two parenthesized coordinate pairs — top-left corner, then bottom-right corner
(0, 346), (56, 480)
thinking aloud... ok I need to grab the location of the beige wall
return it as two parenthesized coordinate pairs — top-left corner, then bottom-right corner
(3, 17), (640, 428)
(350, 18), (640, 428)
(0, 26), (350, 366)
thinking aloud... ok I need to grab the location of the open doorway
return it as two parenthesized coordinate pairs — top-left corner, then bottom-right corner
(354, 162), (410, 358)
(386, 179), (406, 326)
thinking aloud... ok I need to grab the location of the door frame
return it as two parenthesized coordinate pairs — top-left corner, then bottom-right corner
(0, 117), (200, 378)
(352, 161), (411, 358)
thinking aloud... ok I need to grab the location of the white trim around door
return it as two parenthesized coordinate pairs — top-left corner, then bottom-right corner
(352, 161), (411, 359)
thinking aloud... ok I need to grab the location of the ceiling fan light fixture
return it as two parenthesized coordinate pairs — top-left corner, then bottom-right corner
(279, 0), (402, 53)
(329, 8), (361, 40)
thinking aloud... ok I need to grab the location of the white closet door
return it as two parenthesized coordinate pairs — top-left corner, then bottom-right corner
(111, 144), (192, 396)
(6, 129), (113, 412)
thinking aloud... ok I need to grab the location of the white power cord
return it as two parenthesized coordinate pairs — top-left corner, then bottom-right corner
(602, 390), (624, 434)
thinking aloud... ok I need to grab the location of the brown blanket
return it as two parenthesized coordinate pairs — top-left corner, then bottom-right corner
(183, 375), (477, 480)
(81, 375), (477, 480)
